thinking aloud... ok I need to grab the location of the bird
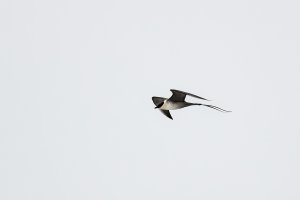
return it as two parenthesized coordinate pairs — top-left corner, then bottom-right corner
(152, 89), (230, 120)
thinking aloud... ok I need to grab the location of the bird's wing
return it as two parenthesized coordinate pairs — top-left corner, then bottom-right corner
(169, 89), (209, 102)
(152, 97), (166, 106)
(160, 110), (173, 120)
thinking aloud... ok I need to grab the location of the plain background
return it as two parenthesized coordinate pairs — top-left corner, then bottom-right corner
(1, 0), (300, 199)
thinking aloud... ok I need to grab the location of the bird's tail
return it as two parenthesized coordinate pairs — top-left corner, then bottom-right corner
(192, 103), (231, 112)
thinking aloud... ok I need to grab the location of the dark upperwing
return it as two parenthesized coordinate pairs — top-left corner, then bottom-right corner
(169, 89), (209, 102)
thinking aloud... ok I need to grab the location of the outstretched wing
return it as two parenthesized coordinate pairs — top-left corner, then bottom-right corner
(169, 89), (209, 102)
(160, 110), (173, 120)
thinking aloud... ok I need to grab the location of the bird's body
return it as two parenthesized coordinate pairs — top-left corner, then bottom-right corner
(159, 100), (189, 110)
(152, 89), (230, 120)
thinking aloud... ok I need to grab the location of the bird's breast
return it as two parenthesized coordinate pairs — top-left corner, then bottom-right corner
(160, 101), (186, 110)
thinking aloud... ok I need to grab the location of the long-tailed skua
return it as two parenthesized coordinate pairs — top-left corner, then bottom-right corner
(152, 89), (230, 120)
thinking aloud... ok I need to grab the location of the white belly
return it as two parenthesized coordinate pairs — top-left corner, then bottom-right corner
(160, 101), (186, 110)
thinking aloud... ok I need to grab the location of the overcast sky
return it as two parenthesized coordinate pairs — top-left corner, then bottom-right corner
(1, 0), (300, 199)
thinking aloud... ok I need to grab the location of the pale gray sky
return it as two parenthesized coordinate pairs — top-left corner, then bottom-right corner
(1, 0), (300, 199)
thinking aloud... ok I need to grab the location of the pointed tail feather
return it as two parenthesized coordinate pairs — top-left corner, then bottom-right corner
(193, 103), (231, 112)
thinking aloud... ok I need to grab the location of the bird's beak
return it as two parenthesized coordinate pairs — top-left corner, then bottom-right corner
(155, 106), (159, 109)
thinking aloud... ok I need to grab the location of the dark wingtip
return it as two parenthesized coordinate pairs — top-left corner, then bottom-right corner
(201, 97), (211, 101)
(199, 97), (210, 101)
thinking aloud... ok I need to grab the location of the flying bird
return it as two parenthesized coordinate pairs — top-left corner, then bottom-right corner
(152, 89), (230, 120)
